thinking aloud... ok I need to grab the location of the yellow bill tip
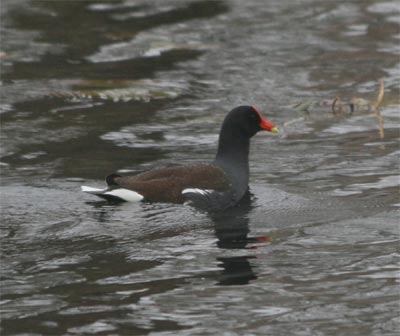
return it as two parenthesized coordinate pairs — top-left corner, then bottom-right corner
(271, 127), (279, 133)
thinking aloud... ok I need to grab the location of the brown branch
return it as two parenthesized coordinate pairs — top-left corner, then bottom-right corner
(332, 96), (344, 115)
(374, 79), (385, 139)
(376, 109), (384, 139)
(374, 79), (385, 108)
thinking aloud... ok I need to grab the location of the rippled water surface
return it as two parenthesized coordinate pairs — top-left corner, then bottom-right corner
(1, 0), (399, 335)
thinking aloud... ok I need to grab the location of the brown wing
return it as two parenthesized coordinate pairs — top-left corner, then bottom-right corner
(112, 164), (230, 203)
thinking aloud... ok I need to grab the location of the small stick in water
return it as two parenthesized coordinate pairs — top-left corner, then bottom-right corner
(374, 79), (385, 139)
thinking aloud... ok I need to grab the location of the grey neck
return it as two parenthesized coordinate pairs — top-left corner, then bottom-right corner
(214, 133), (250, 196)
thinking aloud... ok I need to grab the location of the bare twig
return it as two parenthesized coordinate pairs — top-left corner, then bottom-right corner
(332, 96), (344, 115)
(374, 79), (385, 108)
(376, 109), (384, 139)
(373, 79), (385, 139)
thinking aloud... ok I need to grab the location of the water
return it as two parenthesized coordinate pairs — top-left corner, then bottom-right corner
(1, 0), (399, 335)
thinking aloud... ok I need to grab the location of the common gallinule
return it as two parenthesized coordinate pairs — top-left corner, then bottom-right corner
(81, 105), (278, 210)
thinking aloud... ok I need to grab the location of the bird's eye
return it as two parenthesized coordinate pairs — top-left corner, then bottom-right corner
(251, 113), (259, 121)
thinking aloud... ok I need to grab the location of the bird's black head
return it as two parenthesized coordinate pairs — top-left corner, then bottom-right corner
(221, 105), (278, 138)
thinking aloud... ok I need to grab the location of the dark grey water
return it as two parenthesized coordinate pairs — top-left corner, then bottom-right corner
(1, 0), (399, 335)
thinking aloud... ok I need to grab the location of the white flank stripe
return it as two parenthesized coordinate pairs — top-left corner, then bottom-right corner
(104, 189), (144, 202)
(182, 188), (213, 196)
(81, 185), (106, 193)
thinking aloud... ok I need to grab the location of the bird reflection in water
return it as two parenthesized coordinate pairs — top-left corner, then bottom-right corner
(211, 191), (270, 285)
(86, 192), (270, 285)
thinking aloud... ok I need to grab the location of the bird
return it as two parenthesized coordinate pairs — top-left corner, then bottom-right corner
(81, 105), (278, 211)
